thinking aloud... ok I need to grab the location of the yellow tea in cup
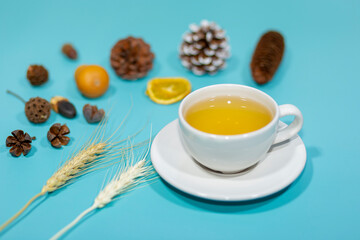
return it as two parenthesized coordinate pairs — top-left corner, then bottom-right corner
(185, 96), (273, 135)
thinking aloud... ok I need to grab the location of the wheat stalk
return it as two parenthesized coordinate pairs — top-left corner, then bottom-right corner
(50, 135), (157, 240)
(0, 112), (142, 233)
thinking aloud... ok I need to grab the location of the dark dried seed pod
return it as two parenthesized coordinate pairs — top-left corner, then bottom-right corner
(47, 123), (70, 148)
(6, 130), (35, 157)
(83, 104), (105, 123)
(27, 65), (49, 86)
(58, 100), (76, 118)
(50, 96), (77, 118)
(250, 31), (285, 84)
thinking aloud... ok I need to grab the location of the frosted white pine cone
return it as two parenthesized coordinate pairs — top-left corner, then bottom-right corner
(179, 20), (230, 75)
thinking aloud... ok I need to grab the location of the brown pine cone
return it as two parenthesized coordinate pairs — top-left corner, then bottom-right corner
(27, 65), (48, 86)
(179, 20), (230, 75)
(6, 130), (35, 157)
(110, 36), (155, 80)
(47, 123), (70, 148)
(25, 97), (51, 123)
(62, 43), (78, 60)
(250, 31), (285, 84)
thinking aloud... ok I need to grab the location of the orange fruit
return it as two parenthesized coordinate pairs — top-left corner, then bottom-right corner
(146, 77), (191, 105)
(75, 65), (109, 98)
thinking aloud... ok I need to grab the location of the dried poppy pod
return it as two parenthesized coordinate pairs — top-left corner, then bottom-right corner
(250, 31), (285, 84)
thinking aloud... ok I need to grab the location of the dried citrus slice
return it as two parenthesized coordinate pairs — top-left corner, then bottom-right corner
(146, 77), (191, 105)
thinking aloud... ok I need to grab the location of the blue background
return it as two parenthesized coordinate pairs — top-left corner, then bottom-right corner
(0, 0), (359, 239)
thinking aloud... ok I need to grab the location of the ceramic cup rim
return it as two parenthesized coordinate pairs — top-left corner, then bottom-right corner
(178, 84), (280, 140)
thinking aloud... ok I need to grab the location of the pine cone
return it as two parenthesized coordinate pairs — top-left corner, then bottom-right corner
(179, 20), (230, 75)
(110, 36), (155, 80)
(62, 43), (77, 60)
(250, 31), (285, 84)
(27, 65), (48, 86)
(6, 130), (35, 157)
(25, 97), (51, 123)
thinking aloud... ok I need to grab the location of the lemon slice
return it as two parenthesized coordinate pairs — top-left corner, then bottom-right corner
(146, 77), (191, 105)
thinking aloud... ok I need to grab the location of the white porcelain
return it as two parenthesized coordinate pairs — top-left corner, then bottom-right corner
(178, 84), (303, 173)
(151, 120), (306, 201)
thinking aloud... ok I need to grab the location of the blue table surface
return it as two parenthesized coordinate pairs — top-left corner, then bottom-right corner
(1, 0), (359, 239)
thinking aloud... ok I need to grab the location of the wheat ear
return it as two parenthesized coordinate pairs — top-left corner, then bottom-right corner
(51, 134), (157, 240)
(0, 114), (139, 232)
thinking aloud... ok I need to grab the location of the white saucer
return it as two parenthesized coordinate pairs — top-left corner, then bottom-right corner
(151, 120), (306, 201)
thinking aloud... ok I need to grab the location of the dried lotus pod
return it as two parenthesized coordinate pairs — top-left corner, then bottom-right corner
(25, 97), (51, 123)
(250, 31), (285, 84)
(7, 90), (51, 124)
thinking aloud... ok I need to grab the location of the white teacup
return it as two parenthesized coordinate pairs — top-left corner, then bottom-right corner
(178, 84), (303, 173)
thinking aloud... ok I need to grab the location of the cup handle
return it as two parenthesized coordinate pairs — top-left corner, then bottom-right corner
(273, 104), (303, 144)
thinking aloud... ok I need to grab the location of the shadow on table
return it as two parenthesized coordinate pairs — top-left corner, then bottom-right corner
(151, 146), (320, 213)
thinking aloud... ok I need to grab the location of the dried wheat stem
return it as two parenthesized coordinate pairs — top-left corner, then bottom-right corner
(0, 192), (46, 231)
(0, 142), (109, 232)
(50, 205), (97, 240)
(51, 137), (157, 240)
